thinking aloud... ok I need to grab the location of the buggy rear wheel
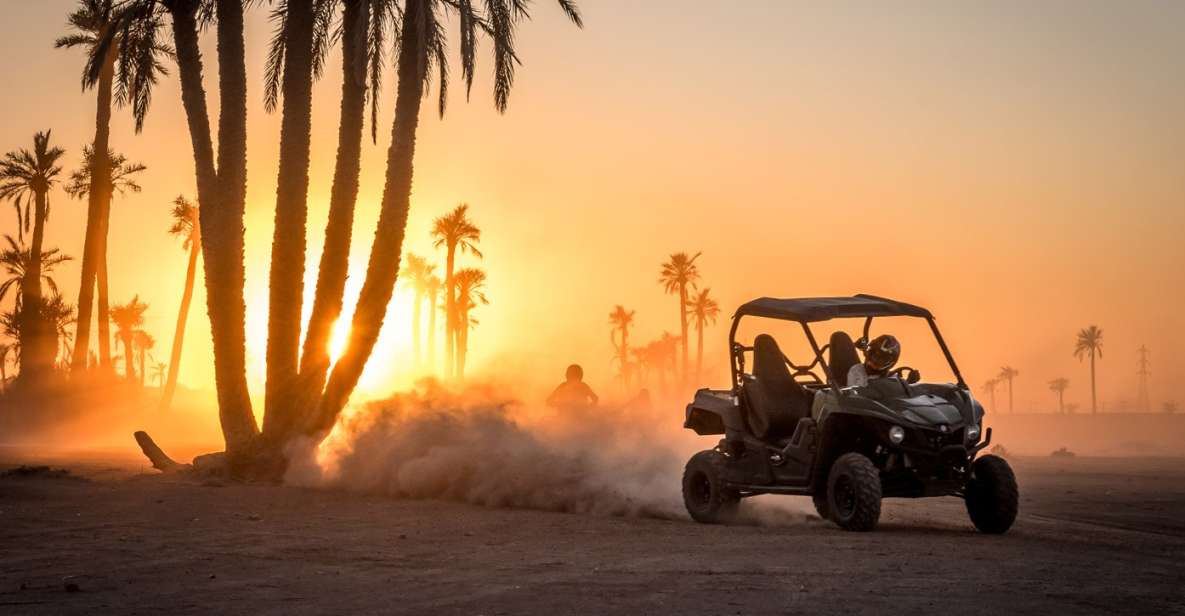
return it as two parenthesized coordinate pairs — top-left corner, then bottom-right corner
(682, 450), (739, 524)
(965, 454), (1019, 534)
(826, 452), (882, 531)
(811, 492), (831, 521)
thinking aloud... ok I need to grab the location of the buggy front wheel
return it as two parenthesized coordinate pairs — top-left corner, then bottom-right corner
(827, 452), (882, 531)
(682, 450), (739, 524)
(964, 455), (1019, 534)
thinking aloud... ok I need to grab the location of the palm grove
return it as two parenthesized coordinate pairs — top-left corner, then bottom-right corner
(0, 0), (581, 478)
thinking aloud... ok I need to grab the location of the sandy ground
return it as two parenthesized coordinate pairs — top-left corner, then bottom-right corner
(1, 453), (1183, 615)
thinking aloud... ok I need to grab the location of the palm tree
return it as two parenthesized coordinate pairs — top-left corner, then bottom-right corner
(659, 252), (702, 381)
(998, 366), (1019, 413)
(608, 305), (635, 389)
(59, 0), (170, 374)
(0, 237), (71, 311)
(452, 268), (488, 380)
(431, 204), (482, 379)
(159, 197), (200, 410)
(0, 131), (66, 380)
(1074, 325), (1104, 414)
(981, 378), (999, 411)
(399, 253), (433, 366)
(1048, 377), (1069, 414)
(150, 360), (167, 388)
(688, 288), (720, 381)
(65, 146), (146, 370)
(425, 273), (442, 373)
(109, 296), (147, 383)
(299, 0), (394, 408)
(0, 343), (11, 390)
(134, 329), (155, 386)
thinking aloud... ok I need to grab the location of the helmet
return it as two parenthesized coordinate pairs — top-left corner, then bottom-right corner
(864, 335), (900, 373)
(566, 364), (584, 381)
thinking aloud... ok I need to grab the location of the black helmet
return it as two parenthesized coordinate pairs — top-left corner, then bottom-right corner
(566, 364), (584, 381)
(864, 335), (900, 373)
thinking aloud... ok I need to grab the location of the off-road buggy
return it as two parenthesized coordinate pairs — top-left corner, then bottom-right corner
(681, 295), (1018, 533)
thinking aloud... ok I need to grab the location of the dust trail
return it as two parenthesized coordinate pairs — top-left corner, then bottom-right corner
(285, 380), (688, 519)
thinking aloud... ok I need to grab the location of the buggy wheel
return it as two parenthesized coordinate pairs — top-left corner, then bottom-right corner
(965, 455), (1018, 534)
(811, 492), (831, 521)
(826, 453), (882, 531)
(682, 450), (739, 524)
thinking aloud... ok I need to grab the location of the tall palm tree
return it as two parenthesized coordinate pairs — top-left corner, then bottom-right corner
(431, 204), (482, 379)
(159, 197), (200, 410)
(659, 251), (701, 382)
(134, 329), (155, 386)
(0, 343), (11, 390)
(59, 0), (170, 373)
(981, 378), (999, 411)
(1074, 325), (1104, 414)
(425, 273), (441, 373)
(452, 267), (487, 380)
(0, 132), (66, 381)
(110, 296), (147, 383)
(299, 0), (394, 408)
(608, 305), (635, 389)
(399, 253), (432, 366)
(997, 366), (1019, 413)
(1048, 377), (1069, 414)
(0, 237), (71, 311)
(65, 146), (147, 370)
(688, 288), (719, 381)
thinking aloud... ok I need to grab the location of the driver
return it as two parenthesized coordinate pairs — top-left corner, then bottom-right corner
(848, 334), (900, 387)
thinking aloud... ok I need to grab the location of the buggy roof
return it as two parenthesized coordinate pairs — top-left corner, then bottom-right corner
(733, 294), (933, 322)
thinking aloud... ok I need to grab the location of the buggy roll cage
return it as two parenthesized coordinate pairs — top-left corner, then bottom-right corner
(727, 295), (967, 394)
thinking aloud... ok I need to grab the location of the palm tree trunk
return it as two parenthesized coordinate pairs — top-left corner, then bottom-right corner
(169, 1), (258, 453)
(1008, 378), (1014, 413)
(19, 190), (49, 378)
(96, 240), (112, 369)
(138, 346), (146, 387)
(678, 285), (688, 381)
(159, 238), (200, 411)
(264, 0), (317, 439)
(444, 244), (456, 378)
(1090, 351), (1097, 414)
(427, 289), (437, 373)
(1058, 389), (1064, 414)
(457, 311), (468, 380)
(122, 336), (135, 382)
(298, 0), (370, 401)
(310, 0), (428, 435)
(696, 319), (703, 381)
(72, 50), (116, 373)
(412, 289), (423, 366)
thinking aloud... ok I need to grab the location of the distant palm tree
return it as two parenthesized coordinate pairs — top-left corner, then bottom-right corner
(399, 253), (433, 366)
(65, 146), (147, 371)
(150, 360), (167, 388)
(0, 236), (71, 311)
(1048, 377), (1069, 414)
(659, 252), (701, 381)
(44, 294), (76, 369)
(997, 366), (1019, 413)
(1074, 325), (1104, 414)
(424, 273), (442, 373)
(452, 268), (488, 381)
(654, 331), (681, 390)
(432, 204), (482, 379)
(688, 288), (720, 381)
(981, 378), (999, 411)
(109, 296), (147, 382)
(0, 131), (66, 380)
(133, 329), (154, 386)
(608, 305), (636, 389)
(159, 197), (199, 410)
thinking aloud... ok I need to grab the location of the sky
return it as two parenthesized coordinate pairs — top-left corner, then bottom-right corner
(1, 0), (1182, 418)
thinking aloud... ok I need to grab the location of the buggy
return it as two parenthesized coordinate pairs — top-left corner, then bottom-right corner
(681, 295), (1018, 533)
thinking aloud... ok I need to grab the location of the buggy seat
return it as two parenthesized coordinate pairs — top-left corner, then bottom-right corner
(742, 334), (813, 440)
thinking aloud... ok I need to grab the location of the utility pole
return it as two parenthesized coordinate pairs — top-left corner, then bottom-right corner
(1136, 345), (1151, 413)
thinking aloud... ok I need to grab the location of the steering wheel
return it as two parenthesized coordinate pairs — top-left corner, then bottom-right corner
(889, 366), (921, 384)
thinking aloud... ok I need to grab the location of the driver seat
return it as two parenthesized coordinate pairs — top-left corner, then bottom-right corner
(828, 331), (861, 387)
(743, 334), (813, 440)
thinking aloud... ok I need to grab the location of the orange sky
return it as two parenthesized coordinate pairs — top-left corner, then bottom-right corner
(1, 1), (1183, 416)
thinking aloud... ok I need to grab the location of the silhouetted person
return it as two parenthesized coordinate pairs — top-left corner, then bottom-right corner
(548, 364), (599, 411)
(848, 334), (900, 387)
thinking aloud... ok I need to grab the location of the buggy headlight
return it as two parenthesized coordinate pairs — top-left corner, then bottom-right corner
(966, 424), (981, 443)
(888, 425), (906, 445)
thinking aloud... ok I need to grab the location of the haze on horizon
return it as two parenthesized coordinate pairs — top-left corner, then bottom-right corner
(1, 0), (1182, 416)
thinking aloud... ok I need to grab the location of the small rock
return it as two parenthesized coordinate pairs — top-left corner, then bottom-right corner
(209, 574), (217, 580)
(247, 514), (262, 522)
(398, 534), (407, 540)
(63, 577), (81, 593)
